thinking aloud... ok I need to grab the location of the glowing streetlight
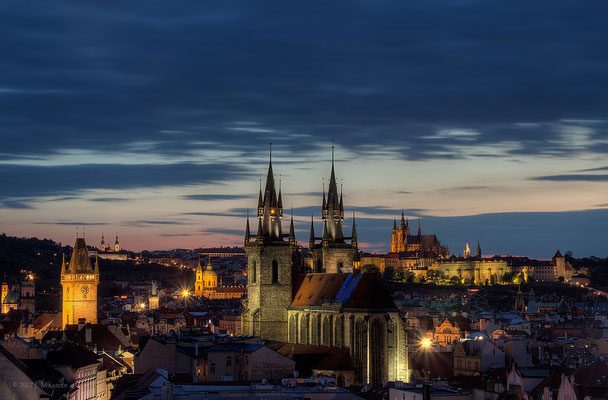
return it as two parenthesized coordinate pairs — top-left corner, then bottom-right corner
(420, 338), (432, 349)
(182, 289), (190, 297)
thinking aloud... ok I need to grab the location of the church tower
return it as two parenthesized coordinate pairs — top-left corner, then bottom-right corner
(309, 146), (358, 273)
(100, 234), (106, 251)
(1, 274), (8, 312)
(195, 259), (203, 297)
(114, 234), (120, 252)
(61, 236), (100, 328)
(242, 143), (297, 342)
(149, 281), (159, 310)
(20, 274), (35, 314)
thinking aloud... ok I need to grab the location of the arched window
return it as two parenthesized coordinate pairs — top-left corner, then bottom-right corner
(300, 314), (309, 344)
(252, 261), (257, 283)
(272, 260), (279, 283)
(337, 261), (344, 271)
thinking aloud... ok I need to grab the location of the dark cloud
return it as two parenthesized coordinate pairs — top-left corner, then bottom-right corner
(184, 194), (252, 201)
(0, 0), (607, 167)
(90, 197), (130, 202)
(0, 162), (247, 205)
(203, 228), (245, 236)
(532, 174), (608, 182)
(36, 221), (110, 226)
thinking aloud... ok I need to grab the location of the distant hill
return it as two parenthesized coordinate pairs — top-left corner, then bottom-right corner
(0, 233), (185, 290)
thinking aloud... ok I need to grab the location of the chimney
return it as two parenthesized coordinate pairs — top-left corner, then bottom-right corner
(85, 326), (92, 343)
(78, 318), (86, 331)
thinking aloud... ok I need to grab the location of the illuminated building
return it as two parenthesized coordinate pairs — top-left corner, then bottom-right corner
(242, 145), (408, 384)
(61, 236), (100, 327)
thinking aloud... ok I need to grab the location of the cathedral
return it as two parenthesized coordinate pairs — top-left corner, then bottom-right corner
(242, 145), (408, 385)
(61, 236), (100, 327)
(1, 273), (36, 314)
(194, 258), (246, 299)
(390, 211), (449, 258)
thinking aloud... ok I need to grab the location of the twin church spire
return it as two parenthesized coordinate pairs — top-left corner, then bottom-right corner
(245, 144), (357, 249)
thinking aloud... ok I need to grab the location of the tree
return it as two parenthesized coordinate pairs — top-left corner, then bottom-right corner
(449, 276), (461, 286)
(383, 266), (396, 283)
(361, 264), (380, 274)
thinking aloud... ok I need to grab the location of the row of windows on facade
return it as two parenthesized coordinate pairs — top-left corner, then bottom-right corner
(250, 260), (279, 284)
(209, 355), (248, 374)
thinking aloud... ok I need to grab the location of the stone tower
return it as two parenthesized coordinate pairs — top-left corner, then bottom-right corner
(1, 274), (8, 311)
(149, 281), (159, 310)
(309, 146), (358, 273)
(61, 237), (100, 328)
(195, 259), (204, 297)
(242, 144), (297, 342)
(20, 274), (35, 314)
(100, 233), (106, 251)
(114, 234), (120, 252)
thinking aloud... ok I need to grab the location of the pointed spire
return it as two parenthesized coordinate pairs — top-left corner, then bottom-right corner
(417, 219), (422, 236)
(257, 176), (263, 210)
(61, 253), (66, 274)
(351, 211), (358, 248)
(476, 241), (481, 258)
(289, 208), (296, 245)
(256, 217), (263, 242)
(393, 218), (397, 230)
(196, 258), (203, 273)
(277, 177), (283, 211)
(309, 214), (315, 249)
(400, 209), (405, 227)
(205, 258), (213, 271)
(322, 221), (329, 247)
(322, 179), (326, 210)
(245, 209), (251, 245)
(339, 182), (344, 213)
(94, 255), (99, 272)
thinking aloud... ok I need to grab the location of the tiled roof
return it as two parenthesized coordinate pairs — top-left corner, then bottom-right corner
(290, 272), (397, 310)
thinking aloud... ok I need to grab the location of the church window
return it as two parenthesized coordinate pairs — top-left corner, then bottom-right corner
(337, 261), (343, 271)
(210, 363), (215, 374)
(252, 261), (257, 283)
(271, 260), (279, 283)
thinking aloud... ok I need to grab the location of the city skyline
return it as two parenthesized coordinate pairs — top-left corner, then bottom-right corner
(1, 1), (607, 257)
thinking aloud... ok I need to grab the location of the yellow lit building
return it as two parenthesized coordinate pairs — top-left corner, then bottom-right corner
(61, 237), (100, 327)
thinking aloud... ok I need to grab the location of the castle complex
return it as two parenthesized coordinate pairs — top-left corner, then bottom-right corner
(242, 145), (408, 385)
(61, 237), (100, 327)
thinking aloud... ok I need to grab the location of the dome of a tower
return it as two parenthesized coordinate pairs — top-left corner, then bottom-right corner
(3, 290), (20, 304)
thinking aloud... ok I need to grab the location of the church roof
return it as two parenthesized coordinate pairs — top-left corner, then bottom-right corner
(67, 237), (96, 274)
(290, 272), (397, 310)
(3, 290), (20, 304)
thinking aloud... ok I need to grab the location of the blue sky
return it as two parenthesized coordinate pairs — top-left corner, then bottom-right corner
(0, 1), (607, 256)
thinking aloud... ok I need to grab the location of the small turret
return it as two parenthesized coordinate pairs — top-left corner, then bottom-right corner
(393, 218), (397, 231)
(417, 219), (422, 237)
(405, 218), (410, 237)
(464, 242), (471, 258)
(475, 241), (481, 258)
(322, 221), (329, 247)
(61, 253), (66, 274)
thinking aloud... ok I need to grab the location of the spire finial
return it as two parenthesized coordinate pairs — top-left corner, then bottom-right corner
(269, 140), (272, 163)
(331, 142), (335, 166)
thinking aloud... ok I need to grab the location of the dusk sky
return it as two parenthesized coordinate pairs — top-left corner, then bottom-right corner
(1, 1), (607, 257)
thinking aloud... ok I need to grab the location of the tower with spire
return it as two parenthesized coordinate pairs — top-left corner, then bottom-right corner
(114, 234), (120, 252)
(242, 143), (299, 342)
(308, 146), (358, 273)
(149, 280), (159, 310)
(100, 233), (106, 252)
(61, 235), (100, 328)
(195, 259), (204, 297)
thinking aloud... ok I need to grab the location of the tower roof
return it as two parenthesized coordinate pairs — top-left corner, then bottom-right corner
(67, 237), (95, 274)
(202, 259), (217, 279)
(553, 250), (564, 259)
